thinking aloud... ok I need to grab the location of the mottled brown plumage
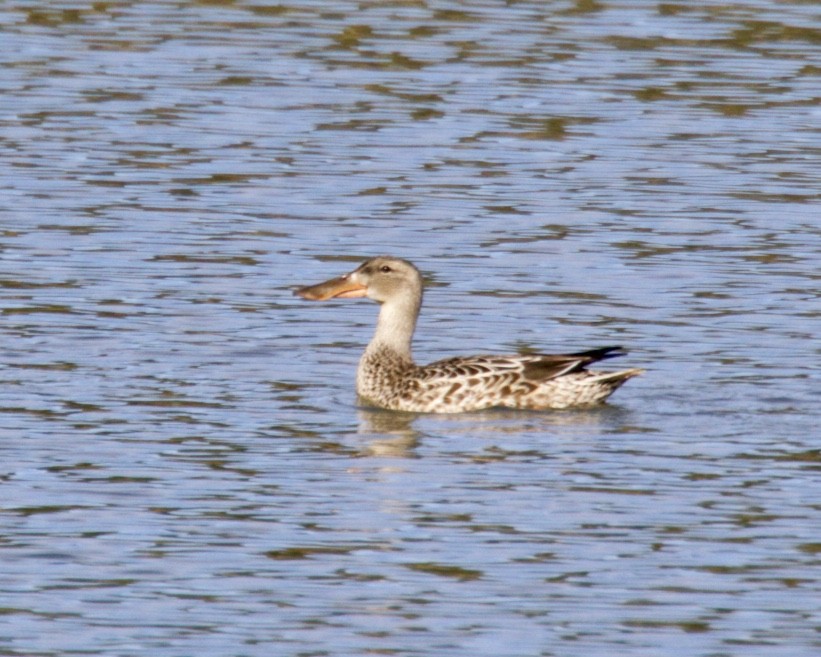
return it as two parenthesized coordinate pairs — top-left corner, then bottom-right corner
(295, 257), (643, 413)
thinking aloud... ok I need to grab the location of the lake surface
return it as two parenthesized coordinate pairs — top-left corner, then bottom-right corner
(1, 1), (819, 655)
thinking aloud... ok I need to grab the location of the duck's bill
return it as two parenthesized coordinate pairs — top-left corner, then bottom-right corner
(294, 276), (367, 301)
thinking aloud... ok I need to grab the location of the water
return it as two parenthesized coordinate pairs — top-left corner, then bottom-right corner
(1, 1), (819, 655)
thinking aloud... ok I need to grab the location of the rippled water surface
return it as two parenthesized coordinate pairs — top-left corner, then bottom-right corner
(1, 1), (819, 655)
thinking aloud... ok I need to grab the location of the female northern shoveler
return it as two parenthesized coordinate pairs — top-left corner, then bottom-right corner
(294, 256), (643, 413)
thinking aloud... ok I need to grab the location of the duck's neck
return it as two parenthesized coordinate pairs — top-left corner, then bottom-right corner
(365, 293), (420, 362)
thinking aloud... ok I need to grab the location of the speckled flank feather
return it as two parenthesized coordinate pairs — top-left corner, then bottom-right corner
(295, 256), (643, 413)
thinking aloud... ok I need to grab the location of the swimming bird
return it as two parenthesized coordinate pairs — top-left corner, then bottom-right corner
(294, 256), (643, 413)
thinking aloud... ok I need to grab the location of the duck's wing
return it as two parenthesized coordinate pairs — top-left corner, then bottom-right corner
(417, 346), (627, 385)
(522, 346), (628, 381)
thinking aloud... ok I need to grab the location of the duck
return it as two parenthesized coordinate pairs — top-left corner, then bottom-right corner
(294, 256), (643, 413)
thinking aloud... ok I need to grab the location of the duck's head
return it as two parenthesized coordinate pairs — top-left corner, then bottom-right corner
(294, 256), (422, 305)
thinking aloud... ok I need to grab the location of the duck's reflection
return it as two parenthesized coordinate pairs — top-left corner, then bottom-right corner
(355, 403), (634, 458)
(355, 408), (420, 458)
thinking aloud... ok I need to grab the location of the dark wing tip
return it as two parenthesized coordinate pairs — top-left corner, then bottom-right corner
(523, 346), (629, 382)
(569, 346), (626, 362)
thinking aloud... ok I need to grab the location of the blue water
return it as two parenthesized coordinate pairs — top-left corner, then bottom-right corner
(1, 1), (819, 656)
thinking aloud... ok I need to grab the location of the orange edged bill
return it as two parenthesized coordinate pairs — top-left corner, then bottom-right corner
(294, 275), (367, 301)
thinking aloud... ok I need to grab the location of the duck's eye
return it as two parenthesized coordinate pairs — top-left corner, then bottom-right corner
(379, 265), (392, 273)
